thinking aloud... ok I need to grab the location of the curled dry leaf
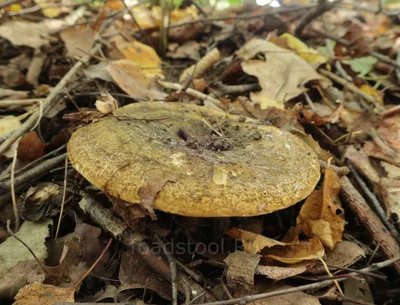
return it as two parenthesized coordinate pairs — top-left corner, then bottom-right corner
(226, 228), (325, 264)
(95, 92), (119, 114)
(224, 251), (260, 290)
(110, 35), (162, 78)
(107, 60), (166, 100)
(291, 168), (345, 249)
(237, 38), (323, 109)
(299, 103), (344, 126)
(13, 282), (74, 305)
(255, 261), (311, 281)
(17, 131), (46, 161)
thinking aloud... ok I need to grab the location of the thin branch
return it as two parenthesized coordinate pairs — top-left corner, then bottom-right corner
(197, 256), (400, 305)
(55, 154), (69, 240)
(6, 220), (48, 275)
(11, 138), (21, 231)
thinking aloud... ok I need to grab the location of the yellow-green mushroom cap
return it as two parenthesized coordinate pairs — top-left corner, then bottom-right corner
(67, 102), (320, 217)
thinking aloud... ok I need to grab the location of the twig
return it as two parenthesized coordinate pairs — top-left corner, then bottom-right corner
(6, 220), (48, 275)
(73, 238), (113, 290)
(367, 243), (381, 265)
(319, 69), (385, 112)
(198, 256), (400, 305)
(55, 154), (69, 240)
(304, 92), (316, 112)
(319, 160), (350, 175)
(78, 194), (217, 302)
(213, 82), (259, 96)
(11, 139), (21, 231)
(155, 236), (179, 305)
(168, 4), (317, 29)
(326, 264), (386, 280)
(295, 0), (341, 36)
(176, 260), (203, 284)
(157, 79), (222, 108)
(0, 153), (66, 194)
(220, 279), (233, 300)
(0, 99), (43, 108)
(0, 44), (101, 155)
(340, 176), (400, 273)
(348, 164), (400, 242)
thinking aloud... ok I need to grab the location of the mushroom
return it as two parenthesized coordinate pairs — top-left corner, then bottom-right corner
(67, 102), (320, 217)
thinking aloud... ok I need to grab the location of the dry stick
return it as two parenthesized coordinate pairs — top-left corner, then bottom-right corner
(295, 0), (341, 36)
(55, 154), (69, 240)
(1, 153), (66, 192)
(340, 176), (400, 273)
(198, 256), (400, 305)
(0, 98), (43, 108)
(213, 82), (259, 96)
(0, 44), (101, 155)
(311, 28), (400, 70)
(157, 79), (222, 108)
(6, 220), (48, 275)
(155, 235), (179, 305)
(10, 139), (21, 231)
(319, 69), (385, 112)
(78, 194), (217, 302)
(326, 264), (386, 280)
(349, 164), (400, 240)
(167, 4), (316, 29)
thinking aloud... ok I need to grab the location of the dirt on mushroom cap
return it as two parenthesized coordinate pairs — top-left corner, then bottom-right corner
(67, 102), (320, 217)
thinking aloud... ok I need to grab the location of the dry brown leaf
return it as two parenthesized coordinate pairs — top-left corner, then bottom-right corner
(0, 21), (50, 49)
(167, 41), (201, 60)
(378, 178), (400, 223)
(224, 251), (260, 290)
(60, 26), (96, 58)
(13, 282), (74, 305)
(107, 60), (166, 100)
(83, 62), (113, 82)
(255, 261), (311, 281)
(381, 161), (400, 179)
(345, 145), (379, 184)
(119, 252), (171, 300)
(293, 168), (344, 249)
(237, 38), (323, 108)
(226, 228), (285, 255)
(95, 92), (119, 114)
(17, 131), (46, 161)
(378, 109), (400, 151)
(110, 35), (162, 78)
(226, 228), (324, 264)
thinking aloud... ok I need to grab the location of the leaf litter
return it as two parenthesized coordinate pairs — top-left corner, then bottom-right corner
(0, 1), (400, 305)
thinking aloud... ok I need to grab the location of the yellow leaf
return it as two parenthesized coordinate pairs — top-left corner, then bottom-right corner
(360, 85), (384, 105)
(291, 168), (345, 249)
(280, 33), (327, 67)
(226, 228), (325, 264)
(110, 35), (162, 78)
(266, 237), (325, 264)
(226, 228), (285, 254)
(0, 116), (21, 137)
(13, 282), (74, 305)
(8, 3), (22, 12)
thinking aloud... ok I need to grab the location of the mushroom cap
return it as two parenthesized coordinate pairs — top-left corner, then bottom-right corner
(68, 102), (320, 217)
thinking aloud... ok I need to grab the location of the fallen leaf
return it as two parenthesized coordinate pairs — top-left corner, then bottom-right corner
(345, 145), (379, 184)
(291, 168), (345, 249)
(237, 38), (323, 108)
(255, 261), (311, 281)
(360, 85), (383, 104)
(167, 40), (201, 60)
(17, 131), (46, 161)
(0, 21), (50, 49)
(226, 228), (324, 264)
(0, 219), (52, 277)
(95, 92), (119, 114)
(280, 33), (327, 68)
(378, 178), (400, 223)
(83, 62), (113, 82)
(224, 251), (260, 290)
(226, 228), (285, 255)
(346, 56), (377, 77)
(339, 24), (371, 58)
(110, 35), (162, 78)
(13, 282), (74, 305)
(343, 278), (374, 305)
(0, 116), (21, 137)
(381, 161), (400, 179)
(299, 103), (343, 125)
(378, 109), (400, 151)
(60, 26), (96, 58)
(119, 252), (171, 300)
(107, 60), (166, 100)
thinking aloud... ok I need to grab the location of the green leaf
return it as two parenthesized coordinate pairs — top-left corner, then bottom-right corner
(228, 0), (242, 6)
(173, 0), (183, 8)
(347, 56), (377, 77)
